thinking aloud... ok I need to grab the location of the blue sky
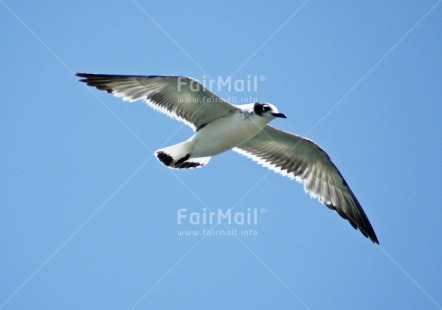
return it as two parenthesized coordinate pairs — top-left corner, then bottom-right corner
(1, 1), (442, 309)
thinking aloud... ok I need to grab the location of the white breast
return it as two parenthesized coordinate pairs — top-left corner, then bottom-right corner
(190, 112), (269, 157)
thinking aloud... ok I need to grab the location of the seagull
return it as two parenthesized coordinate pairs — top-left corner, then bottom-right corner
(76, 73), (378, 244)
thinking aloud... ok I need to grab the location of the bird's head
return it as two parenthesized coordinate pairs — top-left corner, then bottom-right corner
(253, 102), (287, 119)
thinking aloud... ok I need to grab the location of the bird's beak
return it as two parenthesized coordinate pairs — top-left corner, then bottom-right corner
(271, 112), (287, 118)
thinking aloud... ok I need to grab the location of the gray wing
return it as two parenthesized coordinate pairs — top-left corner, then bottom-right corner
(234, 125), (378, 243)
(76, 73), (237, 131)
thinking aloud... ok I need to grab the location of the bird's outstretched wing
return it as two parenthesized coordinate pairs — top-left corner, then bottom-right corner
(234, 125), (378, 243)
(76, 73), (237, 131)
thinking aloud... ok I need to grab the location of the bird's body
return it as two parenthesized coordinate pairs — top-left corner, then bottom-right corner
(162, 104), (273, 166)
(76, 73), (379, 244)
(193, 106), (270, 156)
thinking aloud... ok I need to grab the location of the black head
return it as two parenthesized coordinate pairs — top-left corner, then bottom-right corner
(253, 102), (286, 118)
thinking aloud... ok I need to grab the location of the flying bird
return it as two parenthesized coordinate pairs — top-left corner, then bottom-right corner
(76, 73), (378, 244)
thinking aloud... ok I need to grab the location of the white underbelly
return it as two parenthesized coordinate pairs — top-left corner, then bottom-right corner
(190, 114), (267, 157)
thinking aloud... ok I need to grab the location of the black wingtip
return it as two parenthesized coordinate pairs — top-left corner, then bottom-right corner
(325, 202), (379, 244)
(370, 232), (379, 244)
(359, 218), (379, 244)
(75, 73), (115, 93)
(75, 72), (89, 79)
(156, 151), (174, 166)
(75, 72), (91, 83)
(358, 224), (379, 244)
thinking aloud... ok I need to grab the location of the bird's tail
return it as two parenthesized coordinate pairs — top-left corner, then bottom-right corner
(155, 142), (211, 169)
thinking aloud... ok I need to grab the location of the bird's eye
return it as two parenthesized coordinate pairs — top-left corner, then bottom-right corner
(262, 104), (271, 112)
(254, 102), (271, 116)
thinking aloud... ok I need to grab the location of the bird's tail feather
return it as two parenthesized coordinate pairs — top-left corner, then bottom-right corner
(155, 142), (210, 169)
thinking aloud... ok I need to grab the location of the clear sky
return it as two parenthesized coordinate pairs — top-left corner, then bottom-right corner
(1, 1), (442, 309)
